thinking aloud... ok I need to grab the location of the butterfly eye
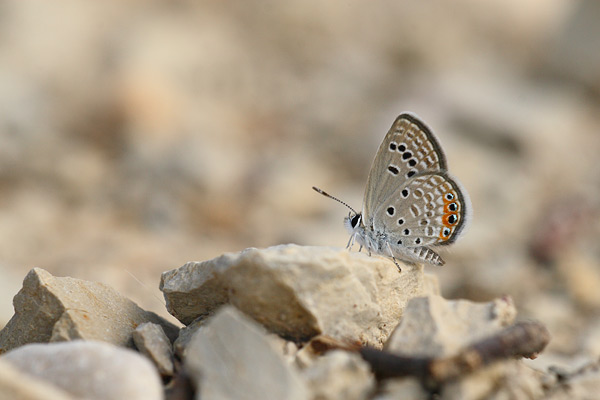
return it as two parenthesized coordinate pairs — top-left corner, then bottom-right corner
(350, 214), (361, 228)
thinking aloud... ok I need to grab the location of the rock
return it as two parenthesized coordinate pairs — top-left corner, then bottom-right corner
(185, 306), (309, 400)
(0, 268), (179, 353)
(301, 350), (375, 400)
(295, 335), (355, 369)
(175, 315), (298, 364)
(441, 360), (544, 400)
(374, 378), (428, 400)
(1, 340), (163, 400)
(0, 358), (75, 400)
(173, 316), (206, 358)
(133, 322), (174, 377)
(161, 244), (438, 347)
(545, 358), (600, 400)
(385, 295), (516, 357)
(376, 361), (545, 400)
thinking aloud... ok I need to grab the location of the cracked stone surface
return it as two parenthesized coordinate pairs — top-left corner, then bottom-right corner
(161, 244), (438, 347)
(0, 268), (179, 353)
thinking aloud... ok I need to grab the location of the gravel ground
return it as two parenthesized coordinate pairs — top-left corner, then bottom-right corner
(1, 0), (599, 374)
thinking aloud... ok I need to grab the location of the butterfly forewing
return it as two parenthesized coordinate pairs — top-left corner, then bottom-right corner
(363, 113), (448, 222)
(373, 171), (470, 247)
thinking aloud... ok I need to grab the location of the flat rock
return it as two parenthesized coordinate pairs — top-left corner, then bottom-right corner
(161, 244), (438, 346)
(385, 295), (516, 357)
(301, 350), (375, 400)
(133, 322), (174, 377)
(0, 358), (75, 400)
(1, 340), (163, 400)
(185, 305), (309, 400)
(0, 268), (179, 353)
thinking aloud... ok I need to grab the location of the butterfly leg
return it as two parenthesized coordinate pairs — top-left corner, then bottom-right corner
(386, 242), (402, 272)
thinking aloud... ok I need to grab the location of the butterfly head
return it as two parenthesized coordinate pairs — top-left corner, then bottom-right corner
(344, 212), (363, 235)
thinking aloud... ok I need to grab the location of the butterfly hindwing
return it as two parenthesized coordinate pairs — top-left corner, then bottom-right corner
(363, 113), (448, 221)
(373, 171), (471, 247)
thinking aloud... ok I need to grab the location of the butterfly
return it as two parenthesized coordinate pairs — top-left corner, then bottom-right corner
(314, 112), (471, 271)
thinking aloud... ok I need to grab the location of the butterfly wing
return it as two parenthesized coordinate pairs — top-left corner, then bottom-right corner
(362, 113), (448, 223)
(373, 171), (471, 247)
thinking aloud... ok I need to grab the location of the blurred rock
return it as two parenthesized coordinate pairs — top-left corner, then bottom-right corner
(374, 378), (428, 400)
(0, 358), (75, 400)
(185, 306), (309, 400)
(545, 358), (600, 399)
(295, 335), (344, 369)
(161, 244), (438, 347)
(172, 316), (206, 358)
(385, 295), (516, 357)
(133, 322), (174, 377)
(301, 350), (374, 400)
(0, 268), (178, 353)
(547, 0), (600, 91)
(557, 250), (600, 310)
(2, 340), (163, 400)
(442, 360), (544, 400)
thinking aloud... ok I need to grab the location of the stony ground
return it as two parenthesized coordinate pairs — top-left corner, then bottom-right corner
(1, 1), (600, 399)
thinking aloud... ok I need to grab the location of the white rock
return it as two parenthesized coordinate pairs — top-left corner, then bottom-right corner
(301, 350), (375, 400)
(0, 358), (75, 400)
(2, 341), (163, 400)
(185, 306), (309, 400)
(385, 295), (516, 357)
(161, 244), (438, 347)
(0, 268), (178, 353)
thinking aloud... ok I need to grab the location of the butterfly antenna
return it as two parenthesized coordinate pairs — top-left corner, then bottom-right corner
(312, 186), (358, 215)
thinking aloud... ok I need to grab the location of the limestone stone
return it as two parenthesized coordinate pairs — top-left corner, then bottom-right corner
(2, 340), (163, 400)
(185, 306), (309, 400)
(0, 268), (179, 353)
(385, 295), (516, 357)
(133, 322), (174, 377)
(161, 244), (438, 347)
(301, 350), (375, 400)
(0, 358), (75, 400)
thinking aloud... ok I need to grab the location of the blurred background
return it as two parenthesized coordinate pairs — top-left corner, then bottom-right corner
(1, 0), (599, 370)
